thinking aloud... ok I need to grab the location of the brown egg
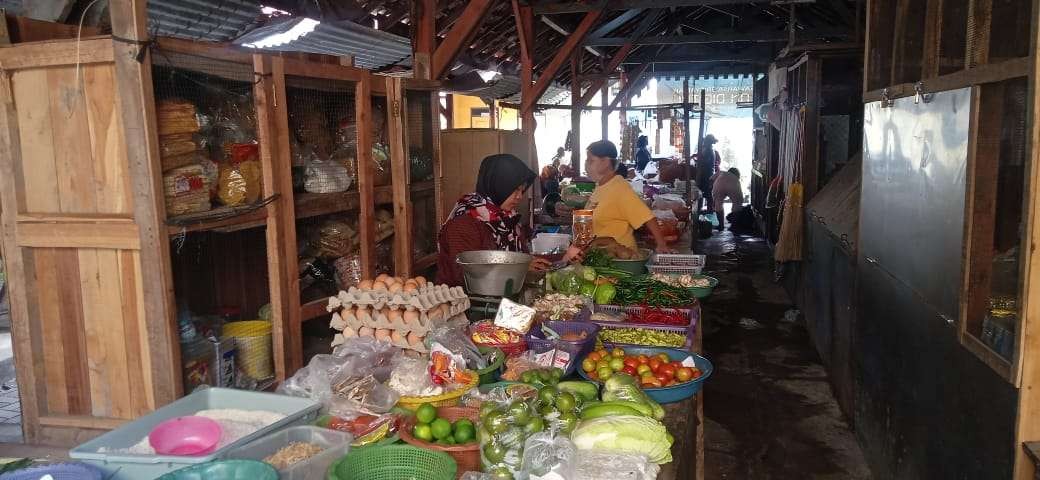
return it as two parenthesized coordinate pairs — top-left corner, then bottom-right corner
(390, 330), (404, 344)
(358, 279), (374, 290)
(372, 281), (388, 291)
(358, 326), (374, 337)
(407, 331), (423, 346)
(354, 306), (369, 319)
(342, 327), (358, 338)
(374, 328), (391, 341)
(388, 309), (403, 322)
(388, 283), (403, 294)
(375, 273), (390, 283)
(403, 283), (418, 294)
(414, 276), (427, 287)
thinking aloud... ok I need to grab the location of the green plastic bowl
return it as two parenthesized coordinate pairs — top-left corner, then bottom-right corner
(158, 460), (278, 480)
(328, 444), (457, 480)
(688, 275), (719, 299)
(476, 346), (505, 385)
(611, 249), (651, 276)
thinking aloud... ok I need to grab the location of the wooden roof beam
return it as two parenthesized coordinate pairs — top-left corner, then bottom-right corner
(534, 0), (767, 14)
(541, 16), (605, 57)
(608, 63), (652, 110)
(587, 8), (645, 38)
(412, 0), (437, 79)
(586, 28), (848, 45)
(522, 9), (604, 112)
(576, 9), (661, 106)
(432, 0), (495, 79)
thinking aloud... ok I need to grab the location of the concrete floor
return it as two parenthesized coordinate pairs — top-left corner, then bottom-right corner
(699, 232), (871, 480)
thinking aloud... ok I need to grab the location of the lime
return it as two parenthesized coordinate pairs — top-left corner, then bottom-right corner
(507, 401), (531, 424)
(523, 416), (545, 434)
(479, 401), (497, 418)
(538, 386), (558, 405)
(521, 371), (536, 384)
(454, 418), (475, 433)
(443, 434), (457, 445)
(412, 423), (433, 442)
(555, 392), (576, 412)
(483, 441), (508, 464)
(537, 369), (552, 384)
(483, 411), (510, 434)
(454, 423), (476, 443)
(489, 466), (515, 480)
(416, 403), (437, 424)
(431, 418), (452, 440)
(551, 368), (562, 381)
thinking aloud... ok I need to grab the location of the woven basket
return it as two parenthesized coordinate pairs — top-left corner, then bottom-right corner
(397, 372), (479, 411)
(399, 406), (480, 478)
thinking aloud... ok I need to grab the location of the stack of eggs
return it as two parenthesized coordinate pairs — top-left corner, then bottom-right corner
(327, 274), (470, 352)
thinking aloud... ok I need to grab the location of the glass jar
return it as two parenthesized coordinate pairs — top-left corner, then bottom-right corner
(572, 209), (595, 246)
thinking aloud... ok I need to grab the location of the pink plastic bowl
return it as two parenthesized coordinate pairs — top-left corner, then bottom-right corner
(148, 416), (222, 456)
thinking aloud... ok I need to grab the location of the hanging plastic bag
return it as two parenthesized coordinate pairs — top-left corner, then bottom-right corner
(217, 144), (262, 207)
(305, 157), (353, 193)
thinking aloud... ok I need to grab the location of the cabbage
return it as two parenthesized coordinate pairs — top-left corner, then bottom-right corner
(570, 415), (674, 464)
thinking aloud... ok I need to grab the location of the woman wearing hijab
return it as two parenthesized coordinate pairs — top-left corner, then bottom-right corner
(437, 154), (552, 286)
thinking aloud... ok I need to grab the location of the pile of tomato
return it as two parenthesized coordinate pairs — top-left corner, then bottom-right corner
(581, 347), (702, 388)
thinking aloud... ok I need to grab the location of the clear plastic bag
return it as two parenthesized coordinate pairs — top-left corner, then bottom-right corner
(333, 254), (363, 289)
(217, 160), (262, 206)
(428, 324), (487, 371)
(278, 337), (402, 418)
(573, 451), (660, 480)
(387, 353), (443, 397)
(521, 432), (577, 480)
(305, 157), (353, 193)
(478, 394), (538, 477)
(313, 217), (358, 259)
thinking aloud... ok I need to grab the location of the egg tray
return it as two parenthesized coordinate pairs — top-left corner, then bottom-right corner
(327, 284), (469, 313)
(330, 313), (470, 353)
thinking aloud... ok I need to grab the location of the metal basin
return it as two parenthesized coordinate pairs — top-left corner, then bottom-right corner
(456, 250), (533, 297)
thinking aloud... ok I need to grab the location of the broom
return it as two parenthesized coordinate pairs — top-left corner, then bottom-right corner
(775, 106), (806, 262)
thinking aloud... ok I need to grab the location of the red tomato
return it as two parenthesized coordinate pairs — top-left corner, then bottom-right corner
(654, 372), (671, 385)
(659, 365), (677, 379)
(623, 357), (640, 369)
(663, 380), (676, 387)
(656, 353), (671, 364)
(669, 361), (684, 370)
(637, 355), (650, 365)
(675, 367), (694, 382)
(692, 370), (702, 378)
(588, 371), (599, 381)
(622, 366), (638, 376)
(648, 358), (663, 371)
(642, 376), (663, 388)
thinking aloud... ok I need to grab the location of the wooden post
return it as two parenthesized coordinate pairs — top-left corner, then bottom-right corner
(571, 52), (582, 171)
(682, 76), (691, 204)
(513, 0), (538, 177)
(601, 71), (609, 139)
(802, 56), (821, 200)
(445, 93), (454, 129)
(355, 78), (376, 279)
(695, 89), (706, 221)
(922, 0), (944, 78)
(966, 0), (993, 68)
(412, 0), (436, 80)
(254, 55), (302, 379)
(387, 77), (413, 278)
(489, 99), (498, 129)
(108, 0), (181, 405)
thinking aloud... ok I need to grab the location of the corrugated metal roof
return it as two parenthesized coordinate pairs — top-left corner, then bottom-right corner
(235, 17), (412, 70)
(148, 0), (263, 42)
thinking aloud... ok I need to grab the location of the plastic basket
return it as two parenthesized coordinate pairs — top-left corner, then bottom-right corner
(69, 388), (321, 480)
(650, 253), (706, 268)
(224, 426), (352, 480)
(397, 372), (479, 411)
(577, 345), (712, 404)
(221, 320), (273, 380)
(649, 273), (719, 299)
(475, 347), (505, 385)
(0, 462), (103, 480)
(157, 460), (278, 480)
(327, 444), (457, 480)
(524, 321), (600, 375)
(649, 264), (704, 275)
(591, 305), (698, 350)
(399, 406), (480, 478)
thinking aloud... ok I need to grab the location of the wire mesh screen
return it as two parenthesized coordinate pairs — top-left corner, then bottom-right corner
(286, 75), (358, 194)
(405, 90), (437, 260)
(152, 50), (264, 222)
(372, 95), (392, 187)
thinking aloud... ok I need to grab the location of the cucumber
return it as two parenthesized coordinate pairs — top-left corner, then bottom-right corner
(590, 400), (654, 417)
(557, 381), (599, 402)
(579, 403), (646, 420)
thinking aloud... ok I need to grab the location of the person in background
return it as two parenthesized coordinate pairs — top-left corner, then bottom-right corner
(550, 147), (566, 170)
(696, 134), (720, 212)
(583, 140), (673, 253)
(634, 135), (652, 173)
(711, 167), (744, 232)
(540, 165), (561, 197)
(437, 154), (551, 286)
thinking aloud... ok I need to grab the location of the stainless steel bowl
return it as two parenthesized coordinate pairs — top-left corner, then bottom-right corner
(456, 250), (533, 297)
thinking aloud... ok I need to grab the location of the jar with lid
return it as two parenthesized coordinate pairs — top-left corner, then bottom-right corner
(572, 209), (595, 246)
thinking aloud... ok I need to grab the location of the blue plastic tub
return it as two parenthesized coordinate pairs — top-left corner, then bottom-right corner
(577, 345), (712, 404)
(0, 462), (103, 480)
(156, 460), (278, 480)
(525, 321), (600, 375)
(69, 388), (321, 480)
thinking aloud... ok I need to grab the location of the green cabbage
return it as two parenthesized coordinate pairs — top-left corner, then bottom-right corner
(570, 415), (674, 464)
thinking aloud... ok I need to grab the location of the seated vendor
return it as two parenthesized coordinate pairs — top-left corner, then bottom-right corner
(584, 140), (674, 253)
(437, 154), (552, 286)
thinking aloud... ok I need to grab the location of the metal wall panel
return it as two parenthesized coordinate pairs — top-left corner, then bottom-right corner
(860, 88), (972, 319)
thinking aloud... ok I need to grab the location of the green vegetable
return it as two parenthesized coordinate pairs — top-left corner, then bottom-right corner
(579, 281), (597, 297)
(571, 415), (674, 464)
(598, 328), (686, 347)
(614, 276), (696, 307)
(593, 284), (617, 305)
(559, 273), (582, 295)
(579, 403), (646, 419)
(557, 381), (599, 401)
(580, 400), (654, 418)
(603, 373), (665, 420)
(581, 266), (599, 282)
(583, 248), (613, 268)
(545, 272), (556, 292)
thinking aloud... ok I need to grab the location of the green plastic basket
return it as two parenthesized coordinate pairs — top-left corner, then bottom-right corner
(476, 346), (505, 385)
(688, 275), (719, 299)
(157, 460), (278, 480)
(327, 444), (457, 480)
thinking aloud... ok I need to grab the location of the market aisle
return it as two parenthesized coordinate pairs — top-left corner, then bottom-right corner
(699, 232), (870, 480)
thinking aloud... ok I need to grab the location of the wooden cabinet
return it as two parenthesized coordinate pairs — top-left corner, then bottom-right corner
(0, 35), (440, 445)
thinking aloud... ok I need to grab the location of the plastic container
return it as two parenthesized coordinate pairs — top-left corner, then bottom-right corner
(397, 372), (479, 411)
(327, 444), (457, 480)
(0, 462), (103, 480)
(222, 321), (273, 380)
(687, 275), (719, 299)
(156, 460), (278, 480)
(524, 321), (600, 375)
(572, 210), (594, 246)
(578, 345), (712, 404)
(224, 426), (351, 479)
(70, 388), (321, 480)
(475, 346), (505, 385)
(531, 233), (572, 257)
(399, 406), (480, 477)
(592, 305), (698, 350)
(149, 416), (222, 456)
(648, 253), (706, 275)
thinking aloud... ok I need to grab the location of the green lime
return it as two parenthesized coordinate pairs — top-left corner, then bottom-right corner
(483, 411), (510, 434)
(480, 401), (497, 418)
(416, 403), (437, 424)
(538, 370), (553, 384)
(558, 411), (578, 434)
(444, 434), (457, 445)
(412, 423), (433, 442)
(555, 392), (576, 412)
(454, 423), (476, 443)
(483, 441), (508, 464)
(453, 418), (474, 433)
(538, 386), (558, 405)
(523, 416), (545, 434)
(521, 371), (536, 384)
(507, 401), (531, 424)
(551, 368), (562, 381)
(489, 466), (515, 480)
(431, 418), (452, 440)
